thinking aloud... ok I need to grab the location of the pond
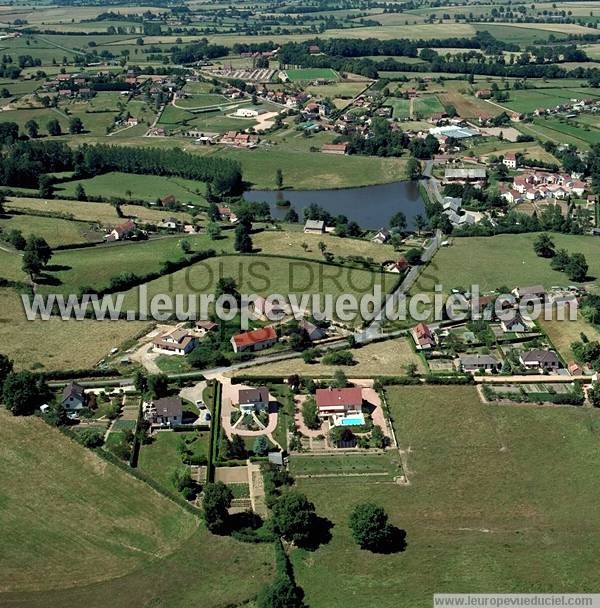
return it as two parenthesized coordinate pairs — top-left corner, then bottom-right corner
(243, 180), (425, 230)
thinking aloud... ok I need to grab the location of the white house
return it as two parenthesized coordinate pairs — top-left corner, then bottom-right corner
(234, 108), (259, 118)
(503, 153), (517, 169)
(152, 329), (197, 356)
(61, 382), (86, 411)
(146, 397), (183, 427)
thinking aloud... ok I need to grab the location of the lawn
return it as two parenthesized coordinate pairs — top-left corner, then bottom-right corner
(0, 213), (104, 248)
(290, 384), (600, 607)
(138, 430), (210, 488)
(411, 233), (600, 297)
(175, 93), (232, 109)
(413, 94), (444, 118)
(41, 232), (234, 296)
(290, 453), (402, 477)
(284, 68), (339, 81)
(55, 172), (208, 205)
(0, 412), (273, 608)
(231, 337), (425, 378)
(305, 81), (368, 99)
(384, 97), (411, 119)
(0, 288), (149, 371)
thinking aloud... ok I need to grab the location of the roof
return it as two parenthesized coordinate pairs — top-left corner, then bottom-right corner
(299, 319), (326, 340)
(196, 320), (217, 331)
(232, 326), (277, 348)
(62, 381), (85, 402)
(113, 219), (136, 236)
(315, 387), (363, 409)
(304, 219), (325, 231)
(444, 167), (487, 179)
(152, 396), (182, 417)
(238, 387), (269, 405)
(460, 354), (499, 366)
(322, 143), (347, 152)
(520, 349), (559, 365)
(517, 284), (545, 297)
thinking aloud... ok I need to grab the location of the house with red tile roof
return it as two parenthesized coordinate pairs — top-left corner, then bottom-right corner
(315, 386), (363, 416)
(412, 322), (436, 350)
(231, 326), (277, 353)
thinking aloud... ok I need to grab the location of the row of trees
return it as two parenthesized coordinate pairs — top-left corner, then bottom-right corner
(533, 234), (589, 282)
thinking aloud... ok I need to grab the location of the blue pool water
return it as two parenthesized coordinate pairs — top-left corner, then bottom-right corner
(339, 414), (365, 426)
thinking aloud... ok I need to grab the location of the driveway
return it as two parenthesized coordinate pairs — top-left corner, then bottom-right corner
(220, 379), (280, 446)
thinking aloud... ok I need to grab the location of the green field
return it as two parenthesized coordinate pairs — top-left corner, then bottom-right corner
(414, 94), (444, 118)
(517, 116), (600, 150)
(502, 87), (600, 114)
(412, 233), (600, 296)
(0, 213), (103, 248)
(284, 68), (339, 81)
(0, 412), (273, 607)
(41, 233), (235, 296)
(291, 385), (600, 607)
(119, 254), (396, 316)
(384, 97), (411, 119)
(55, 172), (208, 205)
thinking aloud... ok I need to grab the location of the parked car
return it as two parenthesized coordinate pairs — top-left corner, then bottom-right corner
(195, 400), (206, 409)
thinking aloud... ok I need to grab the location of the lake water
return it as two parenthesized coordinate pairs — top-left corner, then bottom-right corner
(243, 181), (425, 230)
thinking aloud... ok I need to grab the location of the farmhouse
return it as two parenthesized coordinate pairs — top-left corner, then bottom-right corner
(315, 386), (363, 416)
(153, 328), (197, 356)
(500, 312), (530, 333)
(512, 285), (545, 301)
(195, 320), (217, 334)
(231, 326), (278, 353)
(444, 167), (487, 184)
(160, 216), (181, 230)
(519, 349), (560, 371)
(237, 387), (269, 413)
(413, 322), (436, 350)
(503, 153), (517, 169)
(234, 108), (259, 118)
(146, 396), (183, 427)
(254, 296), (286, 319)
(106, 219), (136, 241)
(218, 206), (239, 223)
(459, 354), (500, 373)
(304, 219), (325, 234)
(372, 228), (390, 244)
(61, 382), (86, 411)
(321, 143), (348, 155)
(299, 319), (327, 342)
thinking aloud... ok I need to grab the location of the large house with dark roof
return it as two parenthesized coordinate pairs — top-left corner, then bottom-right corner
(237, 387), (269, 413)
(61, 382), (86, 411)
(519, 349), (560, 371)
(146, 396), (183, 427)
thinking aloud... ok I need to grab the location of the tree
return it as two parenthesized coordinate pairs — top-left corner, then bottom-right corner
(76, 427), (104, 448)
(590, 381), (600, 408)
(407, 157), (421, 180)
(22, 235), (52, 280)
(370, 425), (385, 449)
(404, 248), (422, 265)
(171, 466), (195, 498)
(147, 373), (168, 398)
(332, 368), (348, 388)
(215, 277), (239, 301)
(390, 211), (407, 231)
(271, 490), (316, 546)
(348, 502), (394, 552)
(253, 435), (269, 456)
(2, 371), (48, 416)
(284, 207), (299, 223)
(414, 214), (426, 235)
(46, 118), (61, 136)
(276, 168), (283, 190)
(550, 248), (570, 271)
(202, 481), (233, 534)
(229, 434), (247, 459)
(565, 253), (588, 282)
(206, 221), (222, 240)
(25, 119), (39, 139)
(256, 541), (305, 608)
(38, 174), (53, 198)
(301, 397), (320, 430)
(69, 116), (84, 134)
(133, 369), (147, 393)
(533, 233), (555, 258)
(0, 353), (14, 393)
(75, 183), (87, 201)
(234, 223), (253, 253)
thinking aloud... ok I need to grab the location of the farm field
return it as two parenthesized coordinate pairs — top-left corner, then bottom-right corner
(410, 233), (600, 298)
(284, 68), (339, 81)
(40, 233), (235, 296)
(0, 288), (149, 371)
(0, 410), (196, 593)
(55, 172), (208, 205)
(538, 316), (600, 363)
(290, 452), (402, 477)
(305, 81), (369, 99)
(4, 197), (192, 225)
(384, 97), (411, 119)
(253, 228), (398, 263)
(230, 336), (425, 377)
(119, 254), (396, 315)
(291, 385), (600, 607)
(0, 412), (273, 608)
(518, 116), (600, 150)
(219, 148), (409, 190)
(0, 213), (103, 248)
(502, 87), (600, 114)
(413, 94), (444, 118)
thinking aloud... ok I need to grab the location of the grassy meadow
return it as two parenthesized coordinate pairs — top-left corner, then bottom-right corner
(291, 385), (600, 607)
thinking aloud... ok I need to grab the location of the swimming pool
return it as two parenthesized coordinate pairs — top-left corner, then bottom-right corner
(339, 414), (365, 426)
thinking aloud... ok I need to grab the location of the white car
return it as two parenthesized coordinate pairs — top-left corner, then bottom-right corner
(195, 400), (206, 409)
